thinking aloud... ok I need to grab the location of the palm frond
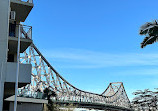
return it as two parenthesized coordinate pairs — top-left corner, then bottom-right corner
(140, 22), (153, 35)
(139, 20), (158, 35)
(141, 36), (158, 48)
(139, 25), (158, 35)
(141, 37), (149, 48)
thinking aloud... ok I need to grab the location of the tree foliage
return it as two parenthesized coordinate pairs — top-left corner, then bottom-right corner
(132, 89), (158, 111)
(43, 87), (58, 111)
(43, 88), (76, 111)
(139, 20), (158, 48)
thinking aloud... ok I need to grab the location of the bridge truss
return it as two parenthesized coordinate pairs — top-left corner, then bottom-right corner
(18, 43), (131, 110)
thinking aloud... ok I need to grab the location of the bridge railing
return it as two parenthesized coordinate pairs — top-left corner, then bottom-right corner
(18, 88), (44, 99)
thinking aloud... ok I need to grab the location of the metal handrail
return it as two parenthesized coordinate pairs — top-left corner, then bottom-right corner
(27, 0), (33, 3)
(19, 0), (33, 4)
(20, 24), (32, 39)
(9, 24), (32, 39)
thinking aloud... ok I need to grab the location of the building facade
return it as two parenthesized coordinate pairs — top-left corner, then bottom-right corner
(0, 0), (34, 110)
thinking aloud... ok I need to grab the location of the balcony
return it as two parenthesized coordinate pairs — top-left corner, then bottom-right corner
(8, 24), (32, 53)
(3, 62), (31, 98)
(10, 0), (33, 22)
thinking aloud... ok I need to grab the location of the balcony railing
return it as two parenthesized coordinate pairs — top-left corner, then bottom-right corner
(18, 0), (33, 4)
(9, 24), (32, 40)
(20, 25), (32, 39)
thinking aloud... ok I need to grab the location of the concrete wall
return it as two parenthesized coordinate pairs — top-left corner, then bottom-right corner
(6, 62), (31, 83)
(9, 102), (44, 111)
(0, 0), (10, 61)
(0, 0), (10, 111)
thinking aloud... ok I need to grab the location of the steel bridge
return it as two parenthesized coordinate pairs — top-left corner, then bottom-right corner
(17, 40), (132, 110)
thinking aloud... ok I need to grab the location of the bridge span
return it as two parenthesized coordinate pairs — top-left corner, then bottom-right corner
(18, 43), (132, 111)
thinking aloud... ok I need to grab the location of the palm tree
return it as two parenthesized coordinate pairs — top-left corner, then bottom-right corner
(132, 89), (158, 111)
(139, 20), (158, 48)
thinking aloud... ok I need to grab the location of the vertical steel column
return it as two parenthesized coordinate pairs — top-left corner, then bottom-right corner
(14, 24), (21, 111)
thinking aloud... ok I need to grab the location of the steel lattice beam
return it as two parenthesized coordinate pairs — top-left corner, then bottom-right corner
(18, 43), (131, 109)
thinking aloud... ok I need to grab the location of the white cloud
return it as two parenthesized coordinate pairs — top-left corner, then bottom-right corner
(118, 68), (158, 76)
(42, 48), (158, 68)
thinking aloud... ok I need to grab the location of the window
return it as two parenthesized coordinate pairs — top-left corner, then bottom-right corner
(7, 54), (14, 62)
(9, 21), (16, 37)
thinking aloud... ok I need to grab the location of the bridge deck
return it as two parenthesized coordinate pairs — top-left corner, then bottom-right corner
(54, 101), (133, 111)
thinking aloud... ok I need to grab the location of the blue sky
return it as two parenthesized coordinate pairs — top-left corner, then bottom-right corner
(25, 0), (158, 100)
